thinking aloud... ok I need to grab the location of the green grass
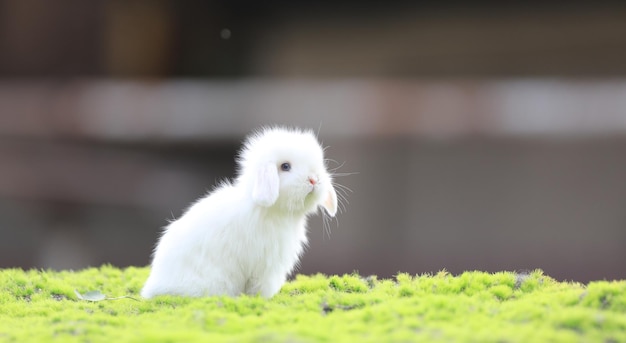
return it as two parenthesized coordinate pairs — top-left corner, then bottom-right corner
(1, 266), (625, 342)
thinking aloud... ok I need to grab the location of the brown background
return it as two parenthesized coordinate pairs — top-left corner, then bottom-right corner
(1, 1), (625, 282)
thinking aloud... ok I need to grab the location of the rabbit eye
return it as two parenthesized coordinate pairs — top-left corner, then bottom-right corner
(280, 162), (291, 172)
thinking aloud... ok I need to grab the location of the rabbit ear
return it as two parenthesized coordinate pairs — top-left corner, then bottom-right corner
(322, 185), (338, 217)
(252, 163), (279, 207)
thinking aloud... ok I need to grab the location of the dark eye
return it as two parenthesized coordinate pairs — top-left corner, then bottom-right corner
(280, 162), (291, 172)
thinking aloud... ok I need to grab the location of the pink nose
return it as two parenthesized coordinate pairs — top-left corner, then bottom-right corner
(308, 177), (317, 186)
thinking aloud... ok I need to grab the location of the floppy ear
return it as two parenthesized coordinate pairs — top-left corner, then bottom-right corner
(252, 163), (280, 207)
(322, 185), (338, 217)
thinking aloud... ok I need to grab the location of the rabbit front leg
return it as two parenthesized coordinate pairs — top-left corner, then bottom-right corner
(244, 273), (286, 298)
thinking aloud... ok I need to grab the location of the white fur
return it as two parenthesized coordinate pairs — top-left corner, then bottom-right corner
(141, 127), (338, 298)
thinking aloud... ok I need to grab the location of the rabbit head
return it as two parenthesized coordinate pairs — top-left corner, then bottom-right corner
(237, 127), (337, 217)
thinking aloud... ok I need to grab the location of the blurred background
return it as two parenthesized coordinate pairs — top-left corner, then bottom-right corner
(1, 1), (625, 283)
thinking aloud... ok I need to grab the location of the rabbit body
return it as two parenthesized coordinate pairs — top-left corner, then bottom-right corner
(141, 127), (337, 298)
(141, 183), (308, 298)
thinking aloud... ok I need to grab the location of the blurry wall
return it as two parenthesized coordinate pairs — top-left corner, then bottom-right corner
(1, 1), (625, 283)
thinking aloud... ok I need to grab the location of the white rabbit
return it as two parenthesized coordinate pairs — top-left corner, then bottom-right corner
(141, 127), (338, 298)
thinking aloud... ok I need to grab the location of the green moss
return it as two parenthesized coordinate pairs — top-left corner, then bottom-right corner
(0, 266), (625, 342)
